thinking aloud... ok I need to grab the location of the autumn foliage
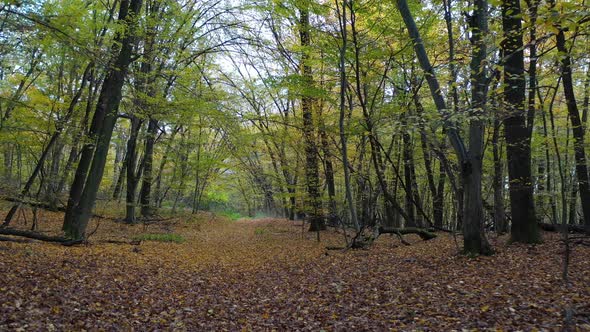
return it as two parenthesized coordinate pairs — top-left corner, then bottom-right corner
(1, 208), (589, 330)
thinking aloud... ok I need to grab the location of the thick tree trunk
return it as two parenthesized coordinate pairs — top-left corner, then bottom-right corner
(501, 0), (540, 243)
(63, 0), (143, 239)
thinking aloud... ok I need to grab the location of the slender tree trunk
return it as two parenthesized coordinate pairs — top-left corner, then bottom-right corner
(401, 109), (417, 227)
(298, 6), (324, 232)
(492, 119), (507, 233)
(434, 162), (446, 229)
(337, 0), (359, 231)
(140, 118), (157, 217)
(44, 141), (63, 209)
(525, 0), (539, 136)
(582, 61), (589, 131)
(0, 50), (41, 130)
(154, 125), (180, 208)
(415, 91), (439, 228)
(112, 151), (127, 201)
(542, 109), (558, 224)
(3, 63), (92, 226)
(568, 180), (578, 225)
(111, 129), (126, 194)
(124, 116), (142, 223)
(551, 6), (590, 232)
(320, 118), (338, 225)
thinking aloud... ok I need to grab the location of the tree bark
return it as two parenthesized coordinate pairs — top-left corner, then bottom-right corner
(124, 116), (143, 223)
(461, 0), (493, 254)
(550, 4), (590, 233)
(501, 0), (540, 243)
(337, 0), (359, 231)
(492, 119), (507, 233)
(140, 118), (158, 217)
(298, 6), (324, 232)
(63, 0), (143, 239)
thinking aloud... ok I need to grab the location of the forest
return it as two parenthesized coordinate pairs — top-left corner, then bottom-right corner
(0, 0), (589, 329)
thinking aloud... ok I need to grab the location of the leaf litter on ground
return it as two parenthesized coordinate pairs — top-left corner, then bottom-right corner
(0, 209), (589, 330)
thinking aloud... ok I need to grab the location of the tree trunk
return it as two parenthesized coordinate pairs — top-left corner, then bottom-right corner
(492, 119), (507, 233)
(396, 0), (491, 254)
(298, 6), (324, 232)
(124, 116), (142, 223)
(401, 110), (417, 227)
(140, 118), (157, 217)
(501, 0), (540, 243)
(154, 125), (180, 208)
(337, 0), (358, 231)
(551, 7), (590, 233)
(63, 0), (143, 239)
(462, 0), (493, 254)
(320, 118), (338, 225)
(3, 63), (92, 226)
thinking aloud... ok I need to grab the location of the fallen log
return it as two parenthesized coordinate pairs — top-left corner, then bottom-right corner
(0, 235), (34, 243)
(537, 222), (588, 234)
(0, 228), (82, 245)
(378, 227), (437, 240)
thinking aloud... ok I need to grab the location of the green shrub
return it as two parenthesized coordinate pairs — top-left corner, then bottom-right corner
(134, 233), (185, 243)
(219, 211), (243, 221)
(254, 227), (267, 236)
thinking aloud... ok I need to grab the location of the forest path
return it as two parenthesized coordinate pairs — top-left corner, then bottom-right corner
(1, 209), (589, 330)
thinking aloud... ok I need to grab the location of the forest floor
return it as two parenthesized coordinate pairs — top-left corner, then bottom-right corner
(1, 205), (589, 330)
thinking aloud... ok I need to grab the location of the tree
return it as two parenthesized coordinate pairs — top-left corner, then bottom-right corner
(298, 2), (324, 232)
(501, 0), (540, 243)
(396, 0), (492, 254)
(548, 0), (590, 233)
(63, 0), (143, 239)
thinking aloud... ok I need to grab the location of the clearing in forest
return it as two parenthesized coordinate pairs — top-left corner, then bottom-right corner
(1, 210), (589, 330)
